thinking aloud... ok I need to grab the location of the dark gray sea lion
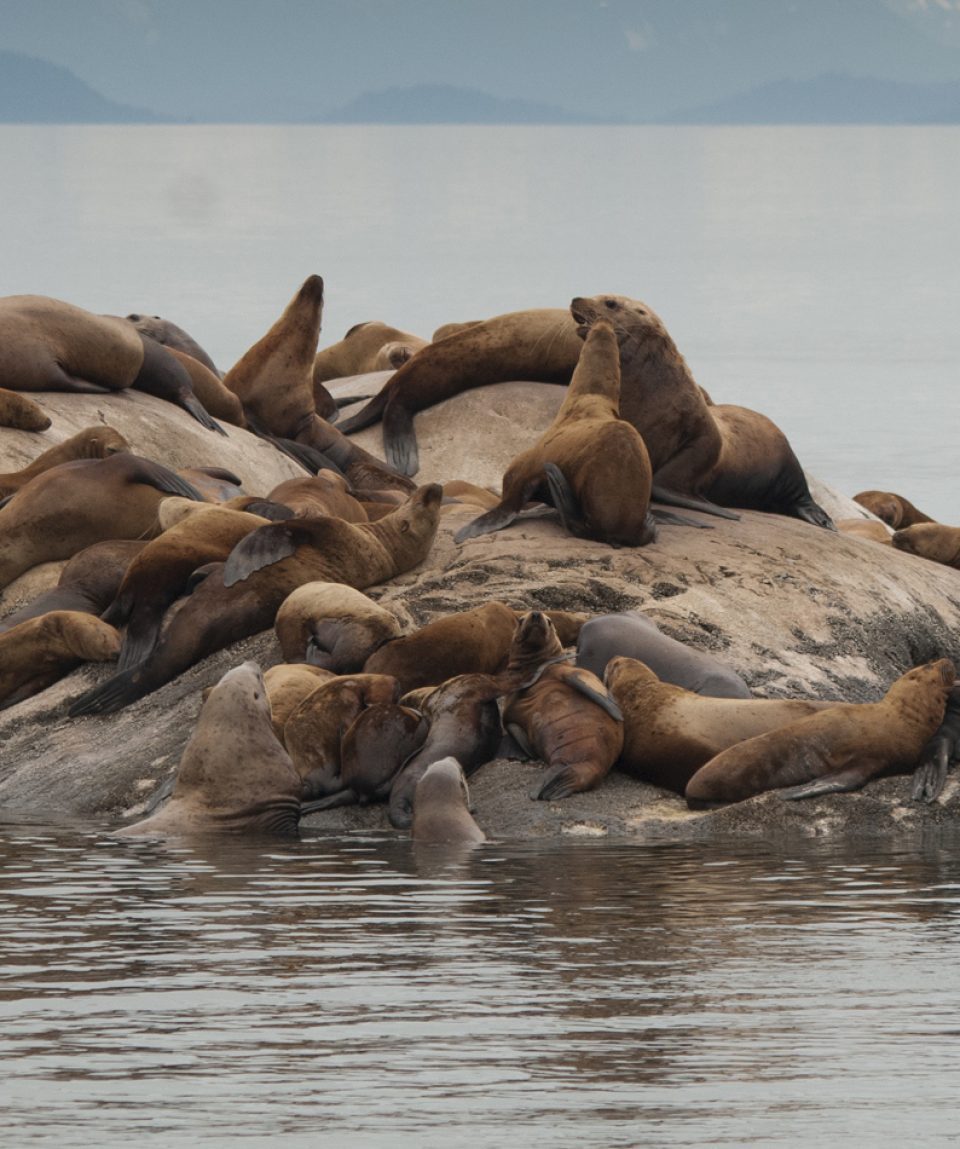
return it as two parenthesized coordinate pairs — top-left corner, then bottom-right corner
(575, 610), (751, 698)
(116, 661), (302, 838)
(125, 313), (221, 376)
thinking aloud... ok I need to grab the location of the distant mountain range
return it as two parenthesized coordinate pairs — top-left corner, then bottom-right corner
(0, 52), (166, 124)
(5, 50), (960, 126)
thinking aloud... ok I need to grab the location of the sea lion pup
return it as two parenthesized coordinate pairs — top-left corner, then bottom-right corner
(836, 518), (893, 545)
(283, 674), (401, 799)
(499, 611), (624, 800)
(853, 490), (935, 529)
(685, 658), (956, 807)
(0, 389), (51, 431)
(604, 656), (840, 794)
(266, 473), (369, 521)
(312, 320), (428, 410)
(892, 523), (960, 569)
(0, 539), (145, 634)
(222, 275), (409, 491)
(0, 610), (120, 708)
(388, 673), (504, 829)
(0, 453), (203, 592)
(274, 583), (402, 670)
(125, 313), (221, 376)
(362, 600), (520, 693)
(263, 663), (336, 740)
(576, 610), (752, 698)
(117, 662), (302, 838)
(0, 426), (129, 498)
(412, 758), (486, 846)
(103, 504), (271, 670)
(69, 483), (443, 716)
(454, 320), (657, 547)
(338, 307), (583, 475)
(570, 296), (831, 528)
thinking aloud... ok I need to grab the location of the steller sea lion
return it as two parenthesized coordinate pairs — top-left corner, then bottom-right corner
(454, 319), (656, 547)
(388, 672), (503, 829)
(266, 473), (369, 521)
(604, 655), (840, 795)
(125, 313), (221, 376)
(0, 610), (120, 708)
(103, 504), (271, 669)
(274, 582), (402, 670)
(892, 523), (960, 569)
(68, 483), (443, 716)
(912, 684), (960, 803)
(0, 539), (145, 634)
(362, 600), (520, 693)
(853, 490), (935, 529)
(282, 673), (401, 799)
(313, 320), (428, 414)
(262, 663), (336, 740)
(0, 425), (129, 498)
(576, 610), (752, 698)
(116, 662), (302, 837)
(338, 702), (427, 802)
(0, 389), (51, 432)
(0, 453), (203, 592)
(685, 658), (956, 806)
(499, 611), (624, 800)
(412, 758), (486, 846)
(836, 518), (893, 545)
(164, 347), (245, 427)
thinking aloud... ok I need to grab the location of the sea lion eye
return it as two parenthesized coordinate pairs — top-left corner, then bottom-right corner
(604, 300), (618, 310)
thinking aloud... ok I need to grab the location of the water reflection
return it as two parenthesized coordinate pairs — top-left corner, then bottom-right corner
(3, 826), (960, 1145)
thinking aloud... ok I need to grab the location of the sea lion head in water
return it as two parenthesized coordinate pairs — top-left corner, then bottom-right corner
(118, 661), (302, 838)
(412, 757), (486, 846)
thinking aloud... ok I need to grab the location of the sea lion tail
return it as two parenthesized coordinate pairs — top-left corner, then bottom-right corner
(336, 389), (389, 434)
(650, 484), (741, 521)
(68, 665), (149, 717)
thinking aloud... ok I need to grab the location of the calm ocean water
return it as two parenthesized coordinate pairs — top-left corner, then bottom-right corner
(2, 126), (960, 1145)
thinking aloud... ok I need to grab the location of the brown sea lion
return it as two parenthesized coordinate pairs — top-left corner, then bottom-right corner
(283, 673), (400, 798)
(499, 610), (624, 800)
(912, 684), (960, 803)
(0, 295), (221, 431)
(388, 673), (504, 829)
(0, 539), (145, 634)
(222, 275), (409, 491)
(685, 658), (956, 806)
(103, 504), (271, 669)
(0, 453), (203, 592)
(576, 610), (752, 698)
(0, 389), (51, 432)
(339, 702), (427, 802)
(431, 320), (483, 342)
(165, 347), (245, 427)
(0, 610), (120, 708)
(454, 320), (657, 547)
(175, 466), (245, 504)
(0, 426), (129, 498)
(125, 313), (221, 376)
(604, 656), (841, 794)
(363, 600), (520, 693)
(69, 483), (443, 716)
(412, 758), (486, 846)
(262, 663), (337, 740)
(117, 662), (301, 837)
(267, 473), (369, 521)
(853, 490), (935, 529)
(892, 523), (960, 568)
(274, 582), (402, 670)
(313, 320), (427, 409)
(836, 518), (893, 545)
(441, 480), (501, 510)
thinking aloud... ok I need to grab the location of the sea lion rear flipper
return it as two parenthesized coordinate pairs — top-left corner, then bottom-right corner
(238, 500), (296, 522)
(128, 457), (205, 502)
(651, 483), (740, 521)
(334, 394), (373, 409)
(382, 398), (419, 476)
(496, 729), (531, 760)
(454, 503), (520, 544)
(543, 462), (587, 536)
(300, 789), (359, 815)
(116, 606), (164, 672)
(222, 523), (300, 587)
(777, 761), (880, 801)
(536, 761), (610, 802)
(794, 498), (836, 532)
(651, 508), (713, 530)
(68, 665), (149, 717)
(134, 335), (225, 434)
(506, 723), (534, 757)
(564, 668), (624, 721)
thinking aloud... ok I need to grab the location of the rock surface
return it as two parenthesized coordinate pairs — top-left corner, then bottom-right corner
(2, 382), (960, 839)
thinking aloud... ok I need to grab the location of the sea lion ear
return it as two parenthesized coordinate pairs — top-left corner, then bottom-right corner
(400, 520), (410, 534)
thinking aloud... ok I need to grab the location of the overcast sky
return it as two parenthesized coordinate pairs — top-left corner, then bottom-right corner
(4, 0), (960, 121)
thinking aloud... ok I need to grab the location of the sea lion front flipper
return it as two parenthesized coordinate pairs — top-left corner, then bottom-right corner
(543, 461), (588, 536)
(382, 397), (419, 477)
(794, 498), (836, 532)
(69, 664), (150, 716)
(651, 508), (714, 530)
(563, 668), (624, 722)
(912, 689), (960, 803)
(128, 457), (205, 502)
(222, 523), (299, 587)
(506, 722), (534, 757)
(333, 394), (373, 409)
(777, 761), (881, 801)
(651, 483), (740, 521)
(134, 335), (225, 435)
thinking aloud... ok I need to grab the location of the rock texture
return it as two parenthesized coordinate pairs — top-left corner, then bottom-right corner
(2, 382), (960, 839)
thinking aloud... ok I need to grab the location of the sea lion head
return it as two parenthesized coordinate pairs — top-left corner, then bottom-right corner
(376, 340), (418, 371)
(854, 490), (904, 527)
(412, 757), (485, 846)
(75, 425), (129, 458)
(510, 610), (563, 662)
(395, 482), (443, 540)
(892, 524), (960, 567)
(603, 654), (658, 694)
(570, 294), (659, 343)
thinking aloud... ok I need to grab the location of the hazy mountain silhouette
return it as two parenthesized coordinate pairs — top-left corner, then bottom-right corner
(0, 51), (168, 123)
(322, 84), (614, 124)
